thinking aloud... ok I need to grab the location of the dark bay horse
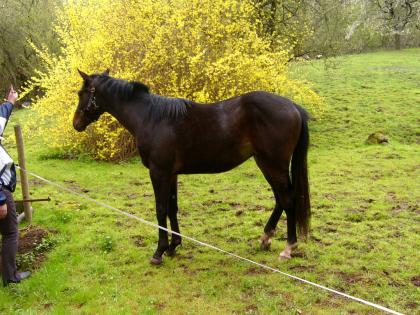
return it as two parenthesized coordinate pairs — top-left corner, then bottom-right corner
(73, 70), (311, 265)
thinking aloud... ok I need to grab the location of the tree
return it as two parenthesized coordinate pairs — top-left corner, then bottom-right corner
(295, 0), (420, 56)
(252, 0), (312, 56)
(299, 0), (384, 56)
(0, 0), (61, 97)
(302, 1), (354, 56)
(373, 0), (419, 49)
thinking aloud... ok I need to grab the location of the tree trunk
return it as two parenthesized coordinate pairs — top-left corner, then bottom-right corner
(394, 33), (401, 50)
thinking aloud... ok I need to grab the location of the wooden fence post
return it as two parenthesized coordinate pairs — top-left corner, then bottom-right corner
(14, 125), (32, 224)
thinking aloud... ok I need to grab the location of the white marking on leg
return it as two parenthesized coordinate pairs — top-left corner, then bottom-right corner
(279, 242), (298, 260)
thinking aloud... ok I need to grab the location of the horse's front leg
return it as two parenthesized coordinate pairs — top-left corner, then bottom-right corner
(166, 176), (182, 256)
(149, 168), (172, 265)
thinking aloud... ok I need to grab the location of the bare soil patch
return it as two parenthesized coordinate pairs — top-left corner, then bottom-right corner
(0, 226), (56, 270)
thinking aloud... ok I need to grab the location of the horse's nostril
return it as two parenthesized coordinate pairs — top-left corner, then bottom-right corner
(73, 119), (83, 132)
(75, 123), (85, 132)
(73, 114), (82, 131)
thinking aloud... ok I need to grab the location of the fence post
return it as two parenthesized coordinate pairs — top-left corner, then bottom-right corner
(14, 125), (32, 224)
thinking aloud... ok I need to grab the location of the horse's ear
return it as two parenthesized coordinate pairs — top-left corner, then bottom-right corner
(77, 69), (90, 81)
(102, 69), (110, 76)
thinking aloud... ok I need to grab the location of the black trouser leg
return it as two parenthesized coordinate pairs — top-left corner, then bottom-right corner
(0, 189), (19, 285)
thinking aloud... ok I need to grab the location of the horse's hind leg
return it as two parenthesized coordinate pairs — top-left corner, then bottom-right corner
(279, 208), (298, 260)
(166, 176), (182, 257)
(256, 158), (297, 259)
(260, 194), (283, 250)
(256, 159), (289, 248)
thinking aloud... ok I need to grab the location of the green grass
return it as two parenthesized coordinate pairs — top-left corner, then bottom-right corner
(0, 49), (419, 314)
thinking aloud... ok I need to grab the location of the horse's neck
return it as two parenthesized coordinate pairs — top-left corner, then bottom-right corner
(103, 98), (146, 136)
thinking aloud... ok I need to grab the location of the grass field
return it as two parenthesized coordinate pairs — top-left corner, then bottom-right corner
(0, 49), (419, 314)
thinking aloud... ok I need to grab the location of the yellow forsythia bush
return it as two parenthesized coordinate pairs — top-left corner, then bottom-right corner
(24, 0), (322, 161)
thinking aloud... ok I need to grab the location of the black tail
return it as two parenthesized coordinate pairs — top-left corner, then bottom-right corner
(291, 105), (311, 236)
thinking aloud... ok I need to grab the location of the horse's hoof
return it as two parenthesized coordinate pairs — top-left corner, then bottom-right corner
(279, 242), (297, 261)
(150, 256), (163, 265)
(279, 252), (291, 261)
(260, 233), (272, 250)
(260, 238), (272, 250)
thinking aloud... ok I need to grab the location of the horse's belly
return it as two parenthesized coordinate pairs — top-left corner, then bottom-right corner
(178, 142), (253, 174)
(179, 158), (250, 174)
(179, 160), (246, 174)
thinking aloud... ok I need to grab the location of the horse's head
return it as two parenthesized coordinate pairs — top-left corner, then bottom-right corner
(73, 69), (109, 132)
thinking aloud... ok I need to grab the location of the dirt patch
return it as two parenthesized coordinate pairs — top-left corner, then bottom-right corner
(244, 304), (258, 314)
(289, 264), (316, 272)
(179, 264), (199, 276)
(384, 153), (402, 159)
(391, 202), (419, 214)
(63, 180), (90, 193)
(387, 192), (397, 201)
(131, 235), (146, 247)
(203, 200), (223, 207)
(411, 275), (420, 287)
(242, 172), (256, 178)
(321, 225), (337, 233)
(130, 180), (147, 186)
(244, 267), (271, 275)
(323, 193), (337, 201)
(126, 193), (139, 199)
(254, 205), (271, 211)
(290, 250), (306, 258)
(336, 271), (365, 285)
(386, 192), (419, 214)
(406, 301), (418, 310)
(18, 227), (49, 254)
(28, 178), (47, 187)
(43, 303), (53, 310)
(228, 202), (243, 208)
(0, 226), (55, 271)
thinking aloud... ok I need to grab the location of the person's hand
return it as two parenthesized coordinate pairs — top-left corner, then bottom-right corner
(0, 203), (7, 220)
(7, 85), (18, 105)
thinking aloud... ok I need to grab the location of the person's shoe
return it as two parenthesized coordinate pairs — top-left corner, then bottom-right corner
(18, 271), (31, 281)
(3, 271), (31, 287)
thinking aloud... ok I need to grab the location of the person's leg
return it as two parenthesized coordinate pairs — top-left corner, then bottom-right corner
(0, 189), (19, 285)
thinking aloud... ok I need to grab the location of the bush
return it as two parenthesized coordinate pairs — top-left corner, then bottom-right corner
(25, 0), (323, 161)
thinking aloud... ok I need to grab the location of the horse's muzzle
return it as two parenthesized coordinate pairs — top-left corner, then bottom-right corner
(74, 123), (86, 132)
(73, 117), (86, 132)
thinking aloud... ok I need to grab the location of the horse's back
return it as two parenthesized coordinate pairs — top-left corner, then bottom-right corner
(239, 91), (301, 121)
(183, 90), (303, 148)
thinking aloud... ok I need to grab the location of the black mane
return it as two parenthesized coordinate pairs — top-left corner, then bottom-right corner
(147, 94), (191, 121)
(95, 75), (191, 121)
(94, 75), (149, 101)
